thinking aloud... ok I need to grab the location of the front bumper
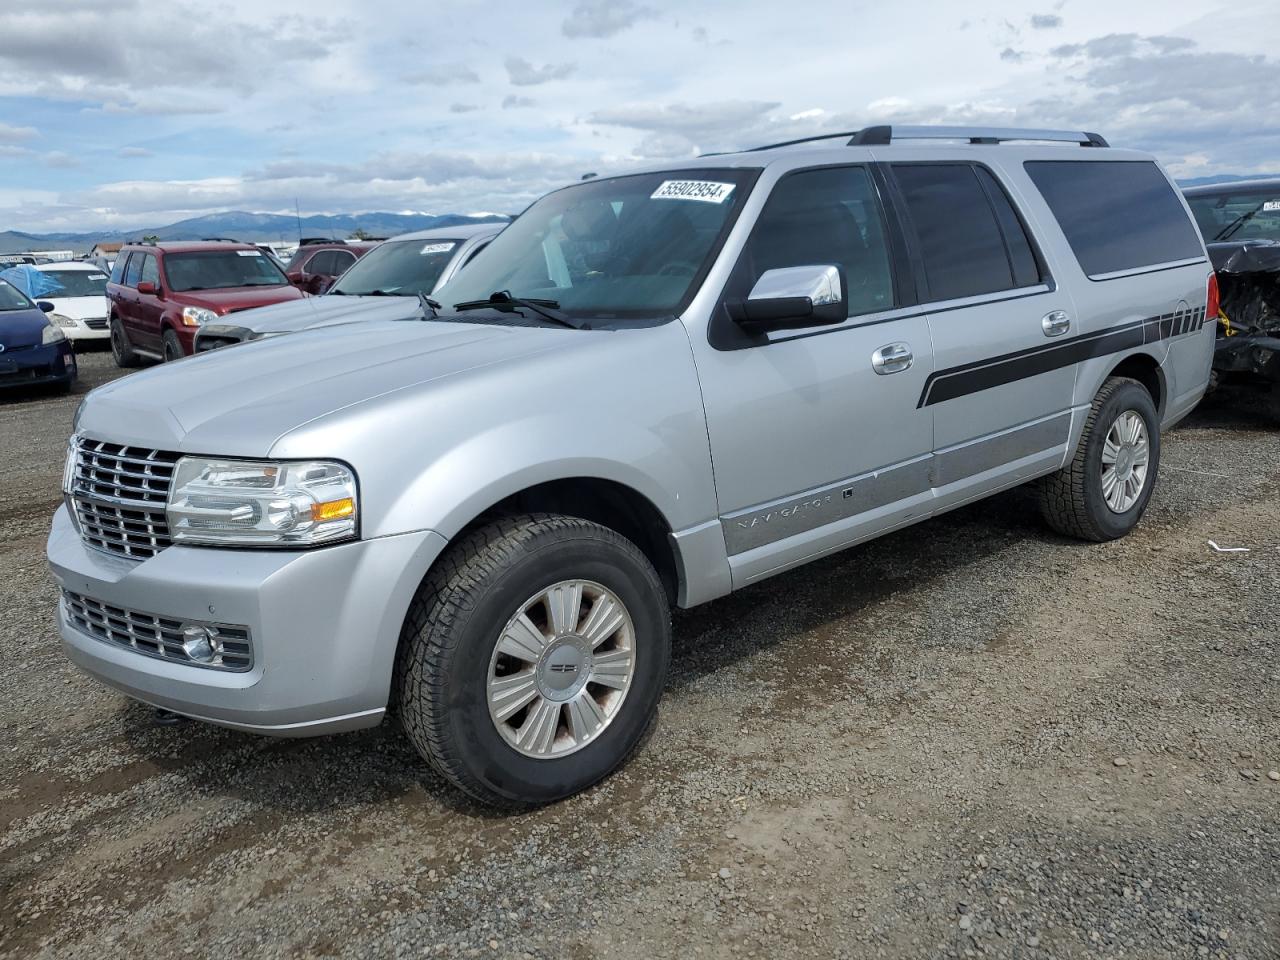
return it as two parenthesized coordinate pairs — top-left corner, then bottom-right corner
(0, 340), (76, 389)
(47, 505), (447, 736)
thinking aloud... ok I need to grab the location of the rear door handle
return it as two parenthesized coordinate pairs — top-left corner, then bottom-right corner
(1042, 310), (1071, 337)
(872, 342), (913, 375)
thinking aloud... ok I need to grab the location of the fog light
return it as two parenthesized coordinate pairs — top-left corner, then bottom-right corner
(180, 624), (221, 663)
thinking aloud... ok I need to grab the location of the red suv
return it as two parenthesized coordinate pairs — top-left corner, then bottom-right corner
(107, 241), (306, 365)
(284, 239), (379, 295)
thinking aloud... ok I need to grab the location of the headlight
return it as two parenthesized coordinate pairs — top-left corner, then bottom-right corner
(49, 313), (77, 329)
(42, 323), (66, 344)
(166, 457), (358, 547)
(181, 306), (218, 327)
(62, 436), (77, 494)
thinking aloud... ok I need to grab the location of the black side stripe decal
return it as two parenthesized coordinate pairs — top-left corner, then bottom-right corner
(918, 307), (1205, 408)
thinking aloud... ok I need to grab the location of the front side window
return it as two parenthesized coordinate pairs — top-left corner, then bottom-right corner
(434, 168), (759, 320)
(1025, 160), (1204, 277)
(140, 255), (159, 286)
(893, 163), (1028, 302)
(109, 256), (128, 285)
(39, 269), (109, 297)
(163, 250), (288, 292)
(1186, 188), (1280, 243)
(735, 165), (896, 318)
(122, 253), (143, 288)
(0, 278), (34, 311)
(330, 239), (463, 296)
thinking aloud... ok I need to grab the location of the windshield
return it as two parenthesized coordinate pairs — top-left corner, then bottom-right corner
(39, 269), (109, 297)
(164, 250), (289, 292)
(1186, 190), (1280, 243)
(329, 239), (460, 296)
(0, 278), (34, 311)
(435, 169), (758, 320)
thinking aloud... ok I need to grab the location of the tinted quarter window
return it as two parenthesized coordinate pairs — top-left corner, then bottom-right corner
(123, 253), (142, 288)
(744, 166), (895, 318)
(974, 166), (1042, 288)
(893, 164), (1017, 302)
(1025, 160), (1204, 277)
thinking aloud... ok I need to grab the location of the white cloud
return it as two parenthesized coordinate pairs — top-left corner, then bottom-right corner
(504, 56), (575, 86)
(0, 122), (37, 143)
(562, 0), (657, 39)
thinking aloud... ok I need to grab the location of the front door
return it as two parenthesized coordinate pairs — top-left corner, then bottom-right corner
(134, 253), (165, 352)
(689, 164), (936, 586)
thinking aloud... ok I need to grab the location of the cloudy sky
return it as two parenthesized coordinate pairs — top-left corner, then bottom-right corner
(1, 0), (1277, 233)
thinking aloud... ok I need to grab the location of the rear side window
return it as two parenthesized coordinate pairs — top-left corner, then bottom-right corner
(1024, 160), (1204, 277)
(893, 164), (1032, 302)
(122, 254), (142, 287)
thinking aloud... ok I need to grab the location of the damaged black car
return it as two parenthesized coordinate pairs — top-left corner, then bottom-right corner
(1184, 179), (1280, 412)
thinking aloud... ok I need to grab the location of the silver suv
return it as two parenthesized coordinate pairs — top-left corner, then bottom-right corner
(48, 126), (1214, 807)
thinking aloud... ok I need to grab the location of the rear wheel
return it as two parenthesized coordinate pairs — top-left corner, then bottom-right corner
(396, 514), (670, 808)
(162, 329), (184, 362)
(109, 317), (141, 368)
(1039, 377), (1161, 541)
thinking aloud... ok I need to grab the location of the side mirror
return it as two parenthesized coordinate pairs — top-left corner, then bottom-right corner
(137, 281), (158, 296)
(37, 301), (55, 313)
(726, 265), (847, 331)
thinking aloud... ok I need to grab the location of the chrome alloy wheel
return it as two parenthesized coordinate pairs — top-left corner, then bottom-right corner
(487, 579), (636, 759)
(1100, 410), (1150, 513)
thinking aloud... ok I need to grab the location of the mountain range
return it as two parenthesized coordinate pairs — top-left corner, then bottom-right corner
(0, 211), (513, 255)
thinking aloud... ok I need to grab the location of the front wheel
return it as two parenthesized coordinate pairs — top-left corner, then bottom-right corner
(1039, 377), (1161, 541)
(396, 514), (671, 808)
(162, 329), (184, 362)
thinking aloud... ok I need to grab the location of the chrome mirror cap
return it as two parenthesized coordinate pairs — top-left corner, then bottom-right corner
(746, 264), (843, 306)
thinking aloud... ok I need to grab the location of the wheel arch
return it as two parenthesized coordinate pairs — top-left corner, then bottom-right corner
(1104, 350), (1167, 415)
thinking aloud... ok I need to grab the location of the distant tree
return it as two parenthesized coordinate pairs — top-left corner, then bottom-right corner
(350, 228), (373, 240)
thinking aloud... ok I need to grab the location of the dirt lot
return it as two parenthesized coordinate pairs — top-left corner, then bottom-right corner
(2, 349), (1278, 960)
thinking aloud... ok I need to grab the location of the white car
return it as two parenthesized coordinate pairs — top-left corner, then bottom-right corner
(34, 261), (111, 343)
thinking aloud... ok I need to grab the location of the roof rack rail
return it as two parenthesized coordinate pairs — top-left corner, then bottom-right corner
(847, 125), (1108, 147)
(735, 125), (1108, 156)
(300, 237), (346, 246)
(200, 236), (241, 243)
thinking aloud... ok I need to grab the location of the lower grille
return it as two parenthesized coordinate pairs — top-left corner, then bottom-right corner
(62, 590), (253, 671)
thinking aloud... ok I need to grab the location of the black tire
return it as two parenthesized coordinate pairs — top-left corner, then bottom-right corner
(1039, 376), (1161, 541)
(396, 514), (671, 808)
(109, 316), (141, 368)
(162, 329), (184, 362)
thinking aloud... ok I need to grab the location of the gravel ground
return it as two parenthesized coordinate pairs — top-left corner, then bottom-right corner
(2, 349), (1278, 960)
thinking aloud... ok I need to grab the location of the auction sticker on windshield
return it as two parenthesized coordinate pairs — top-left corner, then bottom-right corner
(420, 243), (456, 255)
(236, 250), (262, 257)
(1264, 201), (1280, 212)
(651, 180), (736, 203)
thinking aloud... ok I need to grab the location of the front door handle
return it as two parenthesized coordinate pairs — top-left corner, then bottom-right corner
(1042, 310), (1071, 337)
(872, 342), (913, 375)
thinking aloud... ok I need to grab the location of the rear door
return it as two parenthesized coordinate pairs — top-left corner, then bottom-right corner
(885, 161), (1077, 505)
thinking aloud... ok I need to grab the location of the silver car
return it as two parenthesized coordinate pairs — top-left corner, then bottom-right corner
(193, 222), (506, 351)
(49, 126), (1214, 807)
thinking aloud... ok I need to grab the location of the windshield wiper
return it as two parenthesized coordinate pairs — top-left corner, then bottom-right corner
(451, 290), (584, 329)
(1214, 201), (1268, 241)
(419, 293), (441, 319)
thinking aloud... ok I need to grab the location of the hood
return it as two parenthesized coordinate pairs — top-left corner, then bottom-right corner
(77, 318), (579, 454)
(177, 284), (305, 315)
(0, 307), (53, 349)
(1208, 239), (1280, 275)
(223, 294), (421, 335)
(44, 295), (109, 320)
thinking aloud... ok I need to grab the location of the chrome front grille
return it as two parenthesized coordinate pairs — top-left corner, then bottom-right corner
(70, 437), (181, 560)
(61, 590), (253, 671)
